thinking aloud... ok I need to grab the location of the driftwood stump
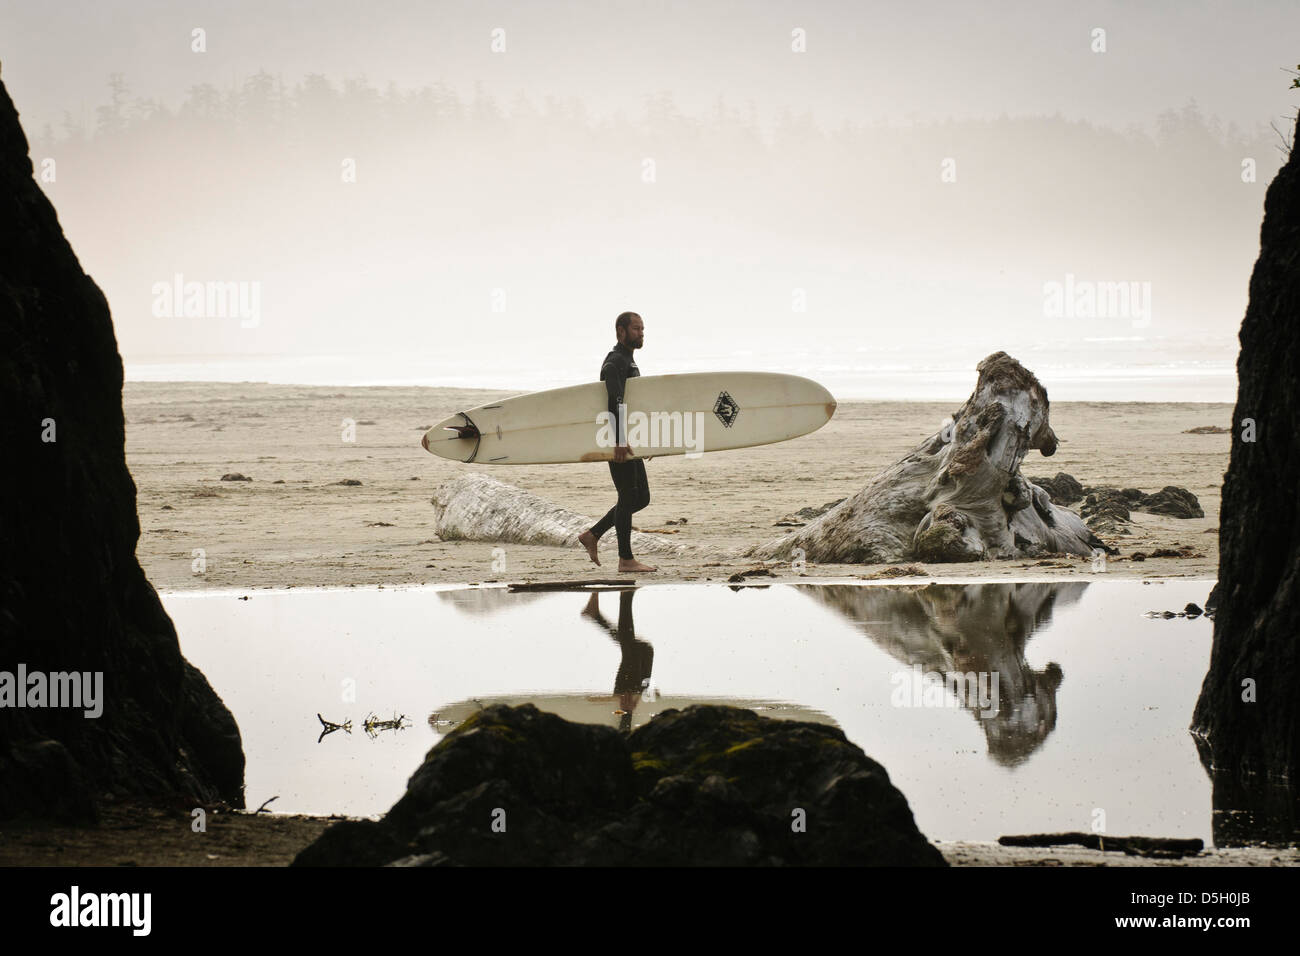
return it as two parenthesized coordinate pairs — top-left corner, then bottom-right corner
(749, 352), (1112, 563)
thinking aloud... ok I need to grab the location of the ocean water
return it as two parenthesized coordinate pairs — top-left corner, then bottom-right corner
(125, 335), (1237, 402)
(163, 578), (1266, 845)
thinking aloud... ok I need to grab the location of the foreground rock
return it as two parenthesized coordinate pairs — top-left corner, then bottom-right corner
(749, 352), (1114, 563)
(293, 704), (945, 866)
(431, 472), (690, 555)
(1191, 111), (1300, 791)
(0, 73), (244, 821)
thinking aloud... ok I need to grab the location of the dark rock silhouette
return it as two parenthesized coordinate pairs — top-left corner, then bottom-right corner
(293, 704), (945, 866)
(1202, 768), (1300, 848)
(0, 74), (244, 821)
(1191, 113), (1300, 794)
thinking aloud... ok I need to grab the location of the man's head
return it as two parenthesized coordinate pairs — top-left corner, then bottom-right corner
(615, 311), (644, 349)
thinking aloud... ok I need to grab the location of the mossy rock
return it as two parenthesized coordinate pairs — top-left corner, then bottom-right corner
(296, 704), (946, 866)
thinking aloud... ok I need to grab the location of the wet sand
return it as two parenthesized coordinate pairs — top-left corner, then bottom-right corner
(125, 382), (1230, 591)
(2, 805), (1293, 866)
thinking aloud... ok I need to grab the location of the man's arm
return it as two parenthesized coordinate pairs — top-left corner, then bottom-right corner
(602, 356), (631, 460)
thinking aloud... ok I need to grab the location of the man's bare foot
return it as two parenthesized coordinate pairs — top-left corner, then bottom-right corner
(618, 559), (657, 573)
(577, 530), (600, 566)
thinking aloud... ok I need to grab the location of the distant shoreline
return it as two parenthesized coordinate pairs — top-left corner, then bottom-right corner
(124, 379), (1238, 405)
(120, 342), (1241, 403)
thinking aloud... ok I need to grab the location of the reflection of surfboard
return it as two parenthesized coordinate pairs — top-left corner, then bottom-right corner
(421, 372), (836, 465)
(431, 694), (839, 733)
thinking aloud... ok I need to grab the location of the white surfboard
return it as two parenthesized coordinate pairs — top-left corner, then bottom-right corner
(421, 371), (836, 465)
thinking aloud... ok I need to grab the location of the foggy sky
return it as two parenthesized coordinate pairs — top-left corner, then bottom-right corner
(1, 0), (1296, 394)
(6, 0), (1297, 135)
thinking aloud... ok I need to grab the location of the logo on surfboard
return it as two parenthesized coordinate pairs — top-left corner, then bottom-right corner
(713, 391), (740, 428)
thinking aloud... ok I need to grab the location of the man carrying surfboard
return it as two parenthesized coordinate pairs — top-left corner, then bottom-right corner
(578, 312), (657, 573)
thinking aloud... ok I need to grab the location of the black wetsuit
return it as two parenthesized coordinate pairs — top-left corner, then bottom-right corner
(589, 342), (650, 559)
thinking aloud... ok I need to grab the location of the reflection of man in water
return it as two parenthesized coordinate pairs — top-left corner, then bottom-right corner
(581, 589), (653, 732)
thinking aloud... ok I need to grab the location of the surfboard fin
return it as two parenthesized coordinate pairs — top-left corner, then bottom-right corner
(443, 413), (481, 462)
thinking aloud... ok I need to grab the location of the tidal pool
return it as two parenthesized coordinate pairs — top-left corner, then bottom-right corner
(166, 579), (1233, 844)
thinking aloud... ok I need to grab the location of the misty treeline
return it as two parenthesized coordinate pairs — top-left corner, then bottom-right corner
(28, 71), (1283, 356)
(35, 70), (1279, 246)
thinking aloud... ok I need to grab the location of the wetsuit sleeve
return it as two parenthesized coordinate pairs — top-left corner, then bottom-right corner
(602, 357), (628, 444)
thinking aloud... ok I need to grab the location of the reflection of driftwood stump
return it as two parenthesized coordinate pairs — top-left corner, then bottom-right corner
(750, 352), (1113, 563)
(797, 581), (1083, 765)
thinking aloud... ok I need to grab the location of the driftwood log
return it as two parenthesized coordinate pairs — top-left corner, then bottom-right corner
(748, 352), (1113, 564)
(430, 472), (689, 556)
(997, 833), (1204, 857)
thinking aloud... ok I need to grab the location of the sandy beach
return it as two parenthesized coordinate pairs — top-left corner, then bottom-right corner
(125, 382), (1230, 591)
